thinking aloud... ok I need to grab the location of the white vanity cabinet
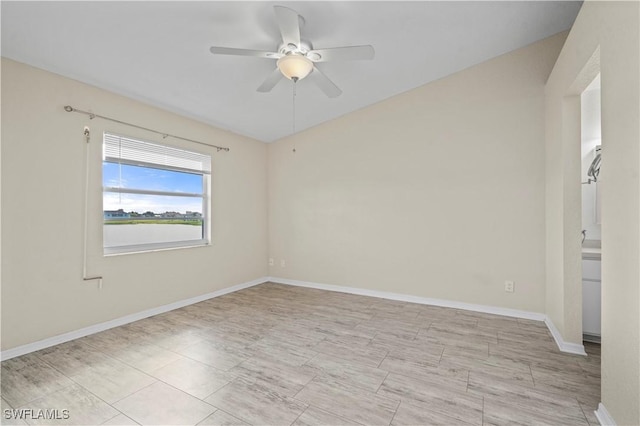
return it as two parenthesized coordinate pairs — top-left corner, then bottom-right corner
(582, 259), (601, 338)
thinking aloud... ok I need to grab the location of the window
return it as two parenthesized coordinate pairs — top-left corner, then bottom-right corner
(103, 133), (211, 254)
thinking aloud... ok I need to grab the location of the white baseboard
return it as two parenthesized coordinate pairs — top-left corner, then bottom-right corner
(0, 276), (269, 361)
(269, 276), (588, 356)
(595, 403), (616, 425)
(2, 275), (587, 360)
(544, 317), (587, 355)
(268, 276), (546, 320)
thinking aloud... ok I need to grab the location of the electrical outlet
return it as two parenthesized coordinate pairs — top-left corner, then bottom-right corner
(505, 280), (515, 293)
(280, 259), (286, 267)
(268, 258), (274, 266)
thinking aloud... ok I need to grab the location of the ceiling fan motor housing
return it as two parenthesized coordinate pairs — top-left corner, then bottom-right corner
(278, 40), (319, 60)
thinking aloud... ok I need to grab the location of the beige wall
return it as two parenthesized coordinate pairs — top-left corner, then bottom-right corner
(1, 59), (268, 351)
(268, 33), (566, 313)
(545, 1), (639, 424)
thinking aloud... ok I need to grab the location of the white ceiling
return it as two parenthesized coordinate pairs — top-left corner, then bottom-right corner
(1, 1), (582, 142)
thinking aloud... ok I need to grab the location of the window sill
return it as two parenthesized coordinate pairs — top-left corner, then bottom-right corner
(104, 240), (210, 257)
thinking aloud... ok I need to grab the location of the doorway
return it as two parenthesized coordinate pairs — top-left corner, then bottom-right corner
(580, 74), (602, 344)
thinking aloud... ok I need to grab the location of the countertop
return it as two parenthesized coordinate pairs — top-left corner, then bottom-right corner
(582, 240), (601, 260)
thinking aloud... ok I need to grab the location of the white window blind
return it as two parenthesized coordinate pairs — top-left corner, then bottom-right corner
(104, 133), (211, 174)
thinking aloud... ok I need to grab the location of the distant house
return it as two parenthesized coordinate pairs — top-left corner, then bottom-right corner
(160, 211), (181, 218)
(185, 211), (202, 218)
(104, 209), (130, 219)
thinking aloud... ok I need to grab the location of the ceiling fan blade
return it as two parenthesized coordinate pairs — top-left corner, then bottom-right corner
(257, 68), (284, 93)
(308, 66), (342, 98)
(307, 45), (375, 62)
(210, 46), (281, 59)
(274, 6), (301, 48)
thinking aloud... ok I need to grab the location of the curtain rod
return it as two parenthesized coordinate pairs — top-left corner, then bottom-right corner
(64, 105), (230, 152)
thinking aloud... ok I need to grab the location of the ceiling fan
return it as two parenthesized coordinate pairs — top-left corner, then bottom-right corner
(209, 5), (375, 98)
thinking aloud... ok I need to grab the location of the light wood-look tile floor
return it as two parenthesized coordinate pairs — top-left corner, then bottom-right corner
(1, 283), (601, 425)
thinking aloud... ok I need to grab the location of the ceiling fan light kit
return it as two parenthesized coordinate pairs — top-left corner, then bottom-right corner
(209, 5), (374, 97)
(277, 54), (313, 82)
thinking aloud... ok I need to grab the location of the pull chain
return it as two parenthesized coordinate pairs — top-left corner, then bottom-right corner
(292, 81), (297, 154)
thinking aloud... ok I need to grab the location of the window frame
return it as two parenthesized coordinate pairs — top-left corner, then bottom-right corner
(102, 132), (211, 255)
